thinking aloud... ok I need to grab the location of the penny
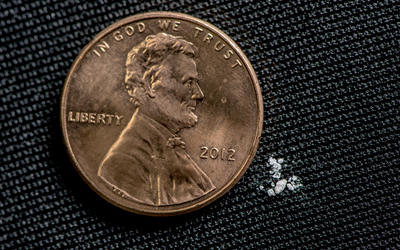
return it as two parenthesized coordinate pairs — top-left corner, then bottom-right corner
(61, 12), (263, 216)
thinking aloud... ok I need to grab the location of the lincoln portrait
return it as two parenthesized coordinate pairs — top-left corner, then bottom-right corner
(97, 33), (215, 206)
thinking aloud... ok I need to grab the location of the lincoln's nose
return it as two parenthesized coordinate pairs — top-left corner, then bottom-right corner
(191, 81), (204, 100)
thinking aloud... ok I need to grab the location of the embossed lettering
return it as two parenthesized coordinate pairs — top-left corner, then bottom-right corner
(115, 114), (123, 125)
(232, 59), (243, 68)
(89, 113), (96, 123)
(112, 186), (126, 198)
(113, 23), (145, 41)
(67, 111), (123, 126)
(137, 22), (145, 32)
(200, 146), (236, 161)
(227, 149), (236, 161)
(172, 21), (180, 31)
(113, 31), (123, 41)
(96, 113), (106, 124)
(214, 41), (225, 51)
(192, 27), (242, 71)
(200, 146), (208, 159)
(80, 112), (88, 122)
(210, 147), (219, 159)
(194, 27), (203, 38)
(158, 20), (180, 32)
(224, 49), (233, 60)
(158, 19), (171, 30)
(68, 111), (76, 122)
(93, 41), (109, 57)
(203, 33), (213, 44)
(125, 25), (135, 36)
(105, 114), (115, 125)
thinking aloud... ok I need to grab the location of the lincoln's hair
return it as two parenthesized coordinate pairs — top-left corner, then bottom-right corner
(125, 33), (198, 106)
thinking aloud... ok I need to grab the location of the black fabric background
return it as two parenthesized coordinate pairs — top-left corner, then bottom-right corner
(1, 0), (400, 249)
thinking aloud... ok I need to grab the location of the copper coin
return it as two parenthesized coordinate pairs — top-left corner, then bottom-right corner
(61, 12), (263, 216)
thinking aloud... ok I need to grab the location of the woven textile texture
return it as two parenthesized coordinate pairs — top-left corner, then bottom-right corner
(1, 0), (400, 249)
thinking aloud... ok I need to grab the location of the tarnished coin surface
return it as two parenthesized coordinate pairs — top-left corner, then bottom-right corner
(61, 12), (263, 216)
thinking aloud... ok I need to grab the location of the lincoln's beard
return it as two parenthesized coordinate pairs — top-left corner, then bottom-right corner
(179, 100), (198, 128)
(139, 93), (199, 133)
(160, 98), (199, 132)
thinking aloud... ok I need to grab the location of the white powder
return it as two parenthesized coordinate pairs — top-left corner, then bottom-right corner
(261, 157), (303, 196)
(267, 189), (275, 196)
(274, 179), (287, 194)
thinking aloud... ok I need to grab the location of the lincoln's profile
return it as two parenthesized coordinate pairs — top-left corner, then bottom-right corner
(98, 33), (215, 206)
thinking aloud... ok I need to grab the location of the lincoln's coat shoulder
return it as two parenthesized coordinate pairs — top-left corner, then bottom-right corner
(97, 109), (215, 206)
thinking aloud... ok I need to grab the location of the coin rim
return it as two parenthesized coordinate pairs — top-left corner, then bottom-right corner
(60, 11), (264, 216)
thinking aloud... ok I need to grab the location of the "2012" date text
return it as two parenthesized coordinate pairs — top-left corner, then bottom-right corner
(200, 146), (236, 161)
